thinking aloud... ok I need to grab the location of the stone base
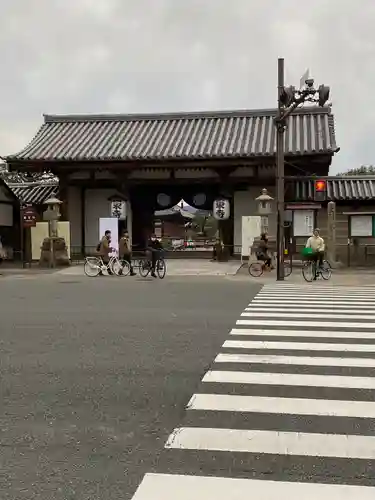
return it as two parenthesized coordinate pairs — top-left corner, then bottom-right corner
(39, 237), (70, 267)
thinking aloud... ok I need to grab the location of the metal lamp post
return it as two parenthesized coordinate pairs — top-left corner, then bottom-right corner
(275, 58), (330, 280)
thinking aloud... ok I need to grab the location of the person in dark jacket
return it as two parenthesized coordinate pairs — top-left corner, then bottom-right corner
(146, 233), (163, 277)
(258, 232), (272, 269)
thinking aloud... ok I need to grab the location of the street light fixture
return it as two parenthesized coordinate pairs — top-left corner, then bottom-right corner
(275, 58), (330, 280)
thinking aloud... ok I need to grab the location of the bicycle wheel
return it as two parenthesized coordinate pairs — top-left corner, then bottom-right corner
(139, 259), (151, 277)
(156, 259), (166, 279)
(112, 258), (131, 277)
(284, 262), (292, 277)
(302, 261), (314, 282)
(320, 261), (332, 280)
(248, 262), (264, 277)
(84, 257), (101, 277)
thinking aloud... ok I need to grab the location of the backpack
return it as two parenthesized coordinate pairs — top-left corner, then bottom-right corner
(96, 242), (101, 252)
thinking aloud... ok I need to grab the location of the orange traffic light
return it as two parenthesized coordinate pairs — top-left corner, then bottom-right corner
(315, 180), (326, 192)
(314, 180), (327, 201)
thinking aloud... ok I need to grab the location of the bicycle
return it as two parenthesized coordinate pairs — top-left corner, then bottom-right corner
(249, 259), (291, 278)
(84, 251), (130, 277)
(139, 254), (166, 279)
(302, 258), (332, 282)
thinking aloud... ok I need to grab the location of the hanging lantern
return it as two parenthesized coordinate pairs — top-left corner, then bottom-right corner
(110, 200), (127, 219)
(213, 198), (230, 220)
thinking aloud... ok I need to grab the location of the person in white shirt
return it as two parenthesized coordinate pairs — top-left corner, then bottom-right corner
(306, 228), (325, 269)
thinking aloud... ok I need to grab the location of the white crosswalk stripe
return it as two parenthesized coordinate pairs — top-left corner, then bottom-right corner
(131, 283), (375, 498)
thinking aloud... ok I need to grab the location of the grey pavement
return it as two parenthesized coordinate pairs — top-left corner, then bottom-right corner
(132, 282), (375, 499)
(57, 259), (242, 276)
(0, 274), (260, 499)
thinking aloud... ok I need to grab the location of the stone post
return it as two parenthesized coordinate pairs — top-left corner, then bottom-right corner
(40, 197), (70, 267)
(327, 201), (336, 266)
(252, 189), (274, 263)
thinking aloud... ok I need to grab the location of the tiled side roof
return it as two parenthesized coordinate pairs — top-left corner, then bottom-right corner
(4, 107), (338, 163)
(293, 177), (375, 201)
(8, 183), (58, 204)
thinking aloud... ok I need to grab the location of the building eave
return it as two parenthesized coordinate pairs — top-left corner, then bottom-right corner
(4, 106), (339, 165)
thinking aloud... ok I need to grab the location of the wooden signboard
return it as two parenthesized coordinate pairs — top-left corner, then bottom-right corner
(22, 206), (37, 228)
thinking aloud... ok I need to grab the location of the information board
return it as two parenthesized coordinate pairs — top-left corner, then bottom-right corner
(293, 210), (314, 237)
(351, 215), (373, 237)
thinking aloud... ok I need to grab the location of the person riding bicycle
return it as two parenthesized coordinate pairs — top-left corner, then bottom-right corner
(257, 232), (272, 269)
(98, 230), (114, 275)
(146, 233), (163, 278)
(305, 228), (325, 276)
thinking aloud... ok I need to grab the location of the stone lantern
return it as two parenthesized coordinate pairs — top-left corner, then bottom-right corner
(255, 188), (274, 234)
(39, 196), (70, 267)
(251, 188), (275, 263)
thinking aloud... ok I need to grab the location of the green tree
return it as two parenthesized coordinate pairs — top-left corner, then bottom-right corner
(192, 213), (218, 237)
(337, 165), (375, 176)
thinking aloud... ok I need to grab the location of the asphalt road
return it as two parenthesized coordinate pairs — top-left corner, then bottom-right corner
(0, 274), (260, 500)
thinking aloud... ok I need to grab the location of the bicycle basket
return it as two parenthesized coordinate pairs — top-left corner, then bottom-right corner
(301, 247), (313, 256)
(301, 247), (314, 260)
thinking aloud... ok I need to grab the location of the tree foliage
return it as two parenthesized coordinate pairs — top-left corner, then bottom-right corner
(337, 165), (375, 176)
(192, 213), (218, 237)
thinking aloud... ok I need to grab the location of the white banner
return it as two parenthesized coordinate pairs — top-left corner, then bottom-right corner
(99, 217), (119, 252)
(241, 216), (261, 257)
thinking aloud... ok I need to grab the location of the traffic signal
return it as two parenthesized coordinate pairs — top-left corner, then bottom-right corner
(314, 179), (327, 201)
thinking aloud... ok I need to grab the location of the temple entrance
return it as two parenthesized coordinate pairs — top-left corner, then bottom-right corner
(129, 183), (234, 254)
(4, 107), (337, 261)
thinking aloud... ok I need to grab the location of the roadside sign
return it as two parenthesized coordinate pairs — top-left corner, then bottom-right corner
(22, 206), (37, 227)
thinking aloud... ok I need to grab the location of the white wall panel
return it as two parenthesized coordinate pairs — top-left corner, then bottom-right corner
(0, 203), (13, 226)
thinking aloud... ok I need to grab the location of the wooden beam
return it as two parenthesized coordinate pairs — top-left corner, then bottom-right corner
(80, 187), (85, 256)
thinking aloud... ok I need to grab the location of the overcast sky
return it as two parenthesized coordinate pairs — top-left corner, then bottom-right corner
(0, 0), (374, 174)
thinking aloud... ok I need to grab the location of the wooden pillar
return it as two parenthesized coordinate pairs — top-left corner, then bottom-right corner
(216, 168), (235, 256)
(80, 187), (85, 257)
(58, 175), (68, 221)
(327, 201), (336, 266)
(127, 198), (133, 246)
(114, 171), (132, 245)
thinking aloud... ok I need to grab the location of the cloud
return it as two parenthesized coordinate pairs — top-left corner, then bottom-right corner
(0, 0), (374, 172)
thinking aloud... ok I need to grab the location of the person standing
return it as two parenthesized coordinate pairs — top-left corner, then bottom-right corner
(119, 230), (136, 276)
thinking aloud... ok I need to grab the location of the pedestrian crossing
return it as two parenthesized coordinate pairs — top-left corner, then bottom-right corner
(131, 283), (375, 499)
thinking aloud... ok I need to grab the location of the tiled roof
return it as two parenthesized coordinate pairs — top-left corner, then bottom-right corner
(8, 183), (58, 204)
(4, 107), (338, 163)
(293, 177), (375, 201)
